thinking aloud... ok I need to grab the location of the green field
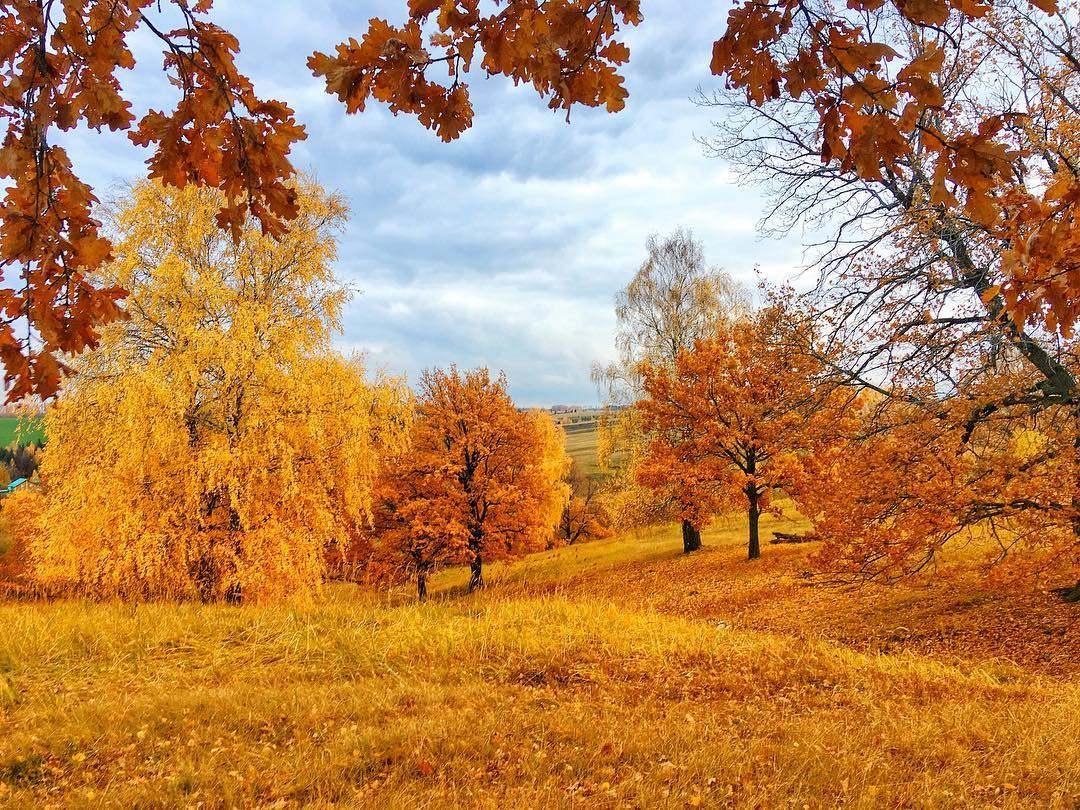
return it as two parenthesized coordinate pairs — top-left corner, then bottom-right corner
(550, 409), (603, 478)
(0, 417), (44, 448)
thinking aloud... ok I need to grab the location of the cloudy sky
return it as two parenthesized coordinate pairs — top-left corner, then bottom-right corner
(66, 0), (805, 406)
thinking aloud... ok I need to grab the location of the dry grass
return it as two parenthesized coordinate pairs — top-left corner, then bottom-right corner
(532, 517), (1080, 678)
(1, 513), (1079, 808)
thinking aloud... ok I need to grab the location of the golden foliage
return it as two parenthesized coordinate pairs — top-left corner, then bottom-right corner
(22, 181), (410, 602)
(0, 488), (41, 593)
(530, 408), (573, 535)
(637, 306), (858, 558)
(367, 368), (568, 597)
(804, 379), (1079, 585)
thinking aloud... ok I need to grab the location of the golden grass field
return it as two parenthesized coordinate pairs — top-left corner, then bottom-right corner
(1, 508), (1079, 808)
(560, 420), (602, 478)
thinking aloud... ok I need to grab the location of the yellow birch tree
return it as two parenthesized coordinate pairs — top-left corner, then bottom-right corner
(21, 181), (410, 601)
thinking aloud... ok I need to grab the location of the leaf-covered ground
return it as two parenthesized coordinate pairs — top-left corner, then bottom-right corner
(538, 524), (1080, 678)
(1, 516), (1078, 808)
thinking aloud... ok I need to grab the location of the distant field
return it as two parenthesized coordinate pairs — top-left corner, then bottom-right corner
(551, 409), (604, 477)
(562, 420), (601, 477)
(0, 417), (44, 447)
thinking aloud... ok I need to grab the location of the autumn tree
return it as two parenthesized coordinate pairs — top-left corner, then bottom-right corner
(0, 487), (41, 597)
(802, 350), (1079, 593)
(17, 180), (410, 601)
(365, 446), (464, 602)
(637, 306), (854, 560)
(606, 229), (750, 380)
(557, 460), (612, 546)
(594, 407), (673, 532)
(593, 228), (749, 552)
(708, 0), (1079, 349)
(699, 2), (1078, 420)
(368, 368), (569, 596)
(697, 0), (1079, 588)
(530, 407), (574, 541)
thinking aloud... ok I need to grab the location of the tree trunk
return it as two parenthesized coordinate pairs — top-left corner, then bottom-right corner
(192, 554), (216, 603)
(468, 554), (484, 593)
(681, 519), (702, 554)
(747, 490), (761, 560)
(417, 572), (428, 602)
(744, 450), (761, 560)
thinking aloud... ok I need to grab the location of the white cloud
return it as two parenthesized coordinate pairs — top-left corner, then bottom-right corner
(64, 0), (806, 406)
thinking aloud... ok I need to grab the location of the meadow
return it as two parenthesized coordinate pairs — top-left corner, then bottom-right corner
(0, 418), (44, 449)
(1, 510), (1078, 808)
(552, 411), (604, 478)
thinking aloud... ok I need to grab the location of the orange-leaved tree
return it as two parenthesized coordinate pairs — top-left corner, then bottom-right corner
(637, 306), (856, 559)
(802, 357), (1079, 592)
(699, 2), (1079, 440)
(709, 0), (1079, 345)
(364, 446), (465, 601)
(368, 368), (569, 597)
(15, 180), (410, 601)
(1, 0), (306, 400)
(593, 228), (749, 552)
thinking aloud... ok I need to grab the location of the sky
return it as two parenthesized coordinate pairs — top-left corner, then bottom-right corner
(65, 0), (806, 407)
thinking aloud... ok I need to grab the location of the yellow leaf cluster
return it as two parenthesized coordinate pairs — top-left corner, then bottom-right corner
(22, 181), (411, 601)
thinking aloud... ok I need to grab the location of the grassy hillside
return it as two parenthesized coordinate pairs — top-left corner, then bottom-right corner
(0, 417), (44, 448)
(1, 516), (1078, 807)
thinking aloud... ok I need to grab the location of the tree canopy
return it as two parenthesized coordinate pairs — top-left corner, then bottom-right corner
(367, 367), (569, 597)
(637, 305), (855, 559)
(18, 180), (410, 601)
(593, 228), (748, 551)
